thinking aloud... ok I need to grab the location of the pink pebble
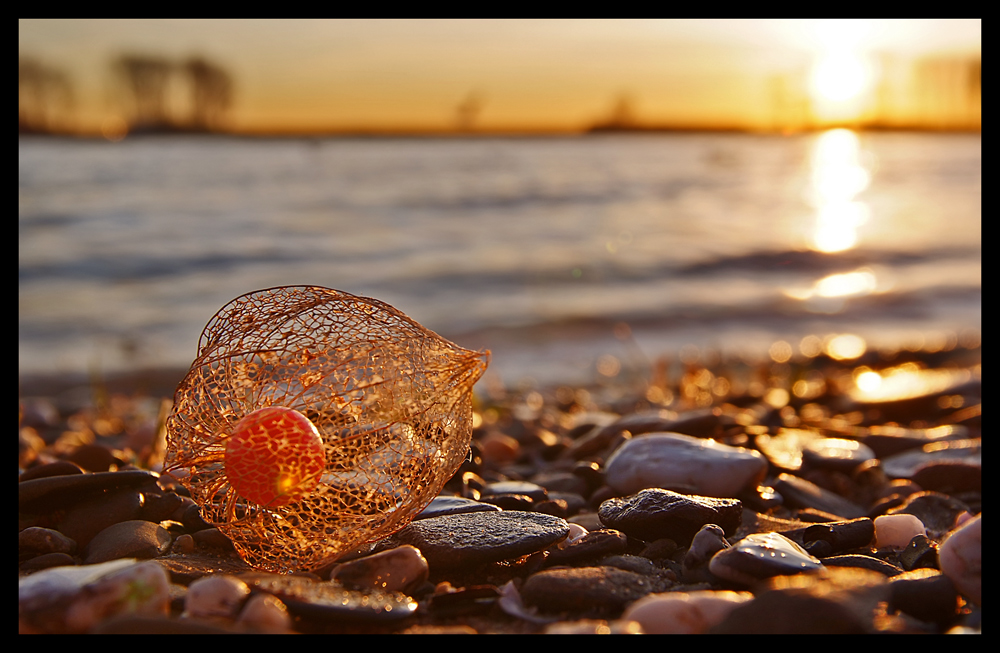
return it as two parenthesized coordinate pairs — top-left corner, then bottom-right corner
(874, 514), (926, 549)
(938, 513), (981, 605)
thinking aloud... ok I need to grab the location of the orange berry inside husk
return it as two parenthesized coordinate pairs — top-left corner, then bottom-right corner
(224, 406), (326, 507)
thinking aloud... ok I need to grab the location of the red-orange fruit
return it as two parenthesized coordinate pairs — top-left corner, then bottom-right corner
(225, 407), (325, 507)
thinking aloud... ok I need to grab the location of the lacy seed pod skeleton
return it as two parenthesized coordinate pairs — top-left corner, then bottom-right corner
(164, 286), (489, 572)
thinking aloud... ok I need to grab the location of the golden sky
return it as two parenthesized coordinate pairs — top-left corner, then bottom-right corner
(18, 19), (981, 134)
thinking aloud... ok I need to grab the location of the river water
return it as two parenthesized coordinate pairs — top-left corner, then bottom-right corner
(19, 130), (981, 388)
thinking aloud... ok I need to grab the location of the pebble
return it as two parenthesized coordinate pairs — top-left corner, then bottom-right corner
(898, 534), (938, 571)
(385, 510), (570, 569)
(820, 554), (903, 577)
(622, 590), (753, 634)
(331, 545), (429, 594)
(754, 428), (824, 471)
(520, 565), (670, 616)
(544, 529), (628, 566)
(482, 480), (548, 502)
(937, 513), (981, 605)
(19, 559), (170, 634)
(683, 524), (730, 578)
(711, 568), (889, 633)
(83, 520), (173, 564)
(874, 514), (926, 549)
(708, 532), (822, 585)
(183, 575), (251, 620)
(598, 488), (742, 544)
(888, 492), (971, 539)
(862, 424), (968, 459)
(800, 518), (875, 557)
(802, 437), (876, 472)
(772, 473), (867, 519)
(19, 526), (77, 557)
(604, 432), (766, 498)
(544, 618), (643, 634)
(888, 569), (959, 625)
(910, 461), (981, 494)
(239, 573), (418, 622)
(235, 593), (293, 633)
(414, 495), (501, 520)
(18, 460), (85, 482)
(880, 439), (981, 479)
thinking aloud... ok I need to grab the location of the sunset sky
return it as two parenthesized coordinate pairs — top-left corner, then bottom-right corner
(19, 19), (981, 135)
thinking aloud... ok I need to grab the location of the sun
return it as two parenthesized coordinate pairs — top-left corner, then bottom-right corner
(810, 52), (871, 102)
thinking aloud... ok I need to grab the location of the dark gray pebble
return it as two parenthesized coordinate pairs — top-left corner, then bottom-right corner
(712, 586), (868, 633)
(19, 552), (77, 572)
(386, 510), (570, 569)
(801, 518), (875, 556)
(888, 491), (971, 539)
(19, 460), (85, 482)
(821, 554), (903, 576)
(598, 488), (742, 544)
(545, 529), (628, 566)
(898, 534), (938, 571)
(84, 519), (172, 564)
(802, 437), (876, 472)
(18, 470), (161, 511)
(239, 573), (417, 622)
(709, 532), (822, 584)
(888, 569), (959, 625)
(911, 461), (981, 494)
(772, 473), (867, 519)
(520, 565), (666, 616)
(480, 493), (535, 510)
(880, 439), (981, 479)
(19, 526), (77, 556)
(413, 495), (501, 520)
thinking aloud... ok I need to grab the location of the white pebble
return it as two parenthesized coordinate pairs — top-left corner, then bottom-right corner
(938, 513), (981, 605)
(557, 523), (589, 549)
(622, 590), (753, 634)
(183, 575), (250, 620)
(874, 514), (926, 549)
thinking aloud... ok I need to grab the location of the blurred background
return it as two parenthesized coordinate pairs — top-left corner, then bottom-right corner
(19, 19), (981, 395)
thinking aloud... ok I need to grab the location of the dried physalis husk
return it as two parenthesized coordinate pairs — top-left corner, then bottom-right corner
(164, 286), (489, 572)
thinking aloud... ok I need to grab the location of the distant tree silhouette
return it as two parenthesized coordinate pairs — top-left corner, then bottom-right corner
(114, 54), (174, 131)
(184, 56), (233, 131)
(19, 56), (73, 133)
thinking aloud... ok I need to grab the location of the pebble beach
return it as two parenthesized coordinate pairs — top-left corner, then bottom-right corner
(18, 339), (981, 634)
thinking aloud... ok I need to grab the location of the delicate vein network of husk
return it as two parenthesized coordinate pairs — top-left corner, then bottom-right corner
(164, 285), (489, 572)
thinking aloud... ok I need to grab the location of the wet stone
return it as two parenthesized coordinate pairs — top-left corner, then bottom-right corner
(604, 432), (766, 498)
(598, 489), (742, 544)
(385, 510), (570, 570)
(413, 496), (500, 521)
(880, 439), (981, 479)
(899, 534), (939, 571)
(772, 473), (866, 519)
(331, 545), (429, 594)
(708, 532), (822, 585)
(545, 529), (628, 566)
(862, 424), (969, 459)
(802, 437), (876, 472)
(888, 569), (959, 626)
(239, 573), (418, 623)
(17, 470), (161, 511)
(821, 554), (903, 577)
(801, 518), (875, 557)
(755, 429), (825, 472)
(482, 480), (548, 502)
(520, 566), (668, 616)
(84, 520), (173, 564)
(888, 492), (970, 539)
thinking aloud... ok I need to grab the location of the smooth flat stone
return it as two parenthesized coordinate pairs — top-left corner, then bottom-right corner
(239, 573), (417, 622)
(880, 439), (981, 479)
(520, 566), (670, 616)
(414, 495), (500, 520)
(598, 488), (742, 544)
(862, 424), (969, 458)
(772, 473), (866, 519)
(386, 510), (570, 569)
(802, 437), (876, 472)
(604, 432), (766, 498)
(709, 532), (822, 585)
(84, 520), (172, 564)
